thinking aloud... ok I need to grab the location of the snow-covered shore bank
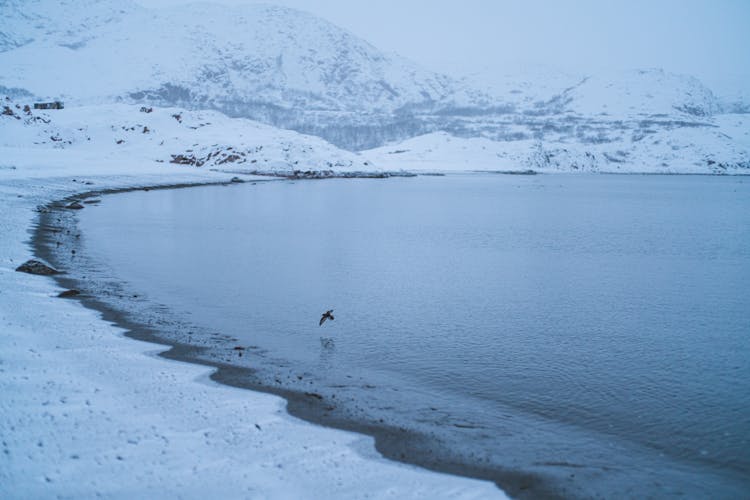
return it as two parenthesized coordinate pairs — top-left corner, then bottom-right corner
(0, 147), (505, 498)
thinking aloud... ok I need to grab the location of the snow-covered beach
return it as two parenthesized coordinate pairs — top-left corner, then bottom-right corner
(0, 142), (508, 499)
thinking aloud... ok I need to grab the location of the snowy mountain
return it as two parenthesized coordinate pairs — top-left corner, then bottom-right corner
(0, 0), (490, 149)
(363, 68), (749, 174)
(1, 0), (748, 173)
(0, 0), (469, 111)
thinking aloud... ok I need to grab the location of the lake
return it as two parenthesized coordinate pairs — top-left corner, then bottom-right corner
(73, 173), (750, 497)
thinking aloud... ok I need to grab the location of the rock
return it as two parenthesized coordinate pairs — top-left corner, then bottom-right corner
(58, 289), (80, 298)
(170, 154), (203, 166)
(230, 176), (244, 183)
(66, 201), (84, 209)
(16, 259), (60, 276)
(217, 154), (243, 165)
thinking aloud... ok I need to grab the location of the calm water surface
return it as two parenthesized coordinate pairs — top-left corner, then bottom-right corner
(76, 174), (750, 497)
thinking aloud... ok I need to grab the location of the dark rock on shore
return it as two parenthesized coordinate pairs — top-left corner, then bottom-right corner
(16, 259), (60, 275)
(475, 169), (538, 175)
(246, 169), (417, 180)
(230, 176), (244, 183)
(58, 289), (81, 298)
(500, 169), (537, 175)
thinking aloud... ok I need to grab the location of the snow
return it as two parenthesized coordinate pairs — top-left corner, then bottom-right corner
(0, 102), (505, 498)
(364, 114), (750, 175)
(1, 0), (748, 492)
(2, 0), (748, 154)
(0, 0), (459, 111)
(363, 132), (523, 173)
(559, 69), (720, 118)
(0, 98), (375, 175)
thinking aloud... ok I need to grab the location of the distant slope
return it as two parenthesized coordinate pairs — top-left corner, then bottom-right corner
(365, 117), (750, 175)
(559, 69), (720, 118)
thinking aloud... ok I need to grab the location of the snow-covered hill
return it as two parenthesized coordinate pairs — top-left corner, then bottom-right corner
(365, 115), (750, 175)
(364, 67), (749, 174)
(1, 0), (748, 172)
(558, 69), (720, 118)
(0, 96), (376, 177)
(0, 0), (467, 110)
(0, 0), (490, 149)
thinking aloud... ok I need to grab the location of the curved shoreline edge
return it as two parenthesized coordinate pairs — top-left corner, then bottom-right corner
(0, 166), (508, 500)
(31, 180), (557, 499)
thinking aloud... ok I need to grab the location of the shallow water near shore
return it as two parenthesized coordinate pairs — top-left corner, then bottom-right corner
(55, 174), (749, 497)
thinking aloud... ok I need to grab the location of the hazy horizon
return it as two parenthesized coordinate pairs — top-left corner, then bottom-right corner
(135, 0), (750, 93)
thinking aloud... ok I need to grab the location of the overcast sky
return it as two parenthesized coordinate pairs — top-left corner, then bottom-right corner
(137, 0), (749, 89)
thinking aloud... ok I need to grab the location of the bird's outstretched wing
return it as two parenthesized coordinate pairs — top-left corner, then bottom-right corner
(319, 309), (334, 326)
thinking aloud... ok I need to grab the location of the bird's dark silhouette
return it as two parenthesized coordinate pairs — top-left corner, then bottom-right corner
(319, 309), (334, 326)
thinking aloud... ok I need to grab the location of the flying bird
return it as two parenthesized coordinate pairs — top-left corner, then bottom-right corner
(319, 309), (334, 326)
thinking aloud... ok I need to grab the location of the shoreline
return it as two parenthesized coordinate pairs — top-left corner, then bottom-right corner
(33, 179), (554, 499)
(0, 164), (506, 499)
(10, 169), (746, 498)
